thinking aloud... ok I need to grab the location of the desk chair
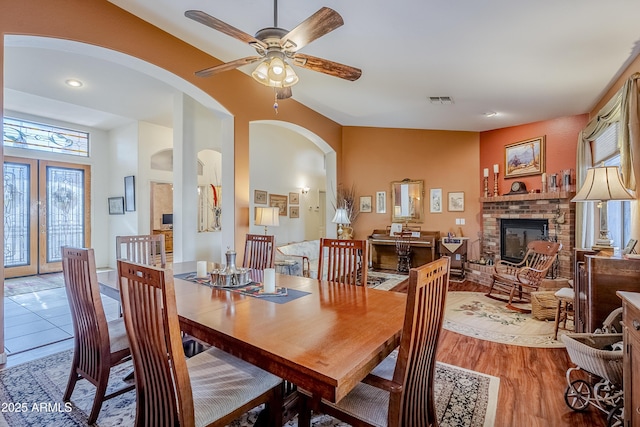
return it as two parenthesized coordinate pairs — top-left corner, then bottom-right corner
(117, 260), (283, 427)
(318, 238), (369, 286)
(243, 233), (275, 270)
(299, 257), (451, 427)
(116, 234), (166, 268)
(62, 247), (134, 424)
(486, 240), (562, 312)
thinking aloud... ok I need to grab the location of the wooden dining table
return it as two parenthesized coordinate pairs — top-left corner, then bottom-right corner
(98, 261), (407, 404)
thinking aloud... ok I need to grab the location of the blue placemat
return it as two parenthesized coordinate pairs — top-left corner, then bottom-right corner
(174, 272), (310, 304)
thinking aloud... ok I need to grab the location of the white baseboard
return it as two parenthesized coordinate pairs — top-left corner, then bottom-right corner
(0, 352), (6, 365)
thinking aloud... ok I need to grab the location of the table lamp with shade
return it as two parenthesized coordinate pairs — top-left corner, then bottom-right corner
(255, 206), (279, 235)
(572, 166), (635, 252)
(332, 208), (351, 239)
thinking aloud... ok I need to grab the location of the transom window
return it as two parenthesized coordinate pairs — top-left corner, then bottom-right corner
(3, 117), (89, 157)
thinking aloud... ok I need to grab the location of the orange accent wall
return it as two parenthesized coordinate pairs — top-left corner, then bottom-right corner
(479, 115), (588, 195)
(342, 127), (481, 250)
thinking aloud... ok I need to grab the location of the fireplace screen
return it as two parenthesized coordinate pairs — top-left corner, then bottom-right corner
(500, 219), (549, 263)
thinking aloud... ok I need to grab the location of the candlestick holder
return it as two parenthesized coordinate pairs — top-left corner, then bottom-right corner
(493, 172), (499, 197)
(483, 176), (489, 197)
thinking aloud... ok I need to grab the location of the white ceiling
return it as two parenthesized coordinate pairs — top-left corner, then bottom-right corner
(5, 1), (640, 132)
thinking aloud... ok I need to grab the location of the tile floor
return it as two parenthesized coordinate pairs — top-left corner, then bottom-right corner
(4, 276), (120, 356)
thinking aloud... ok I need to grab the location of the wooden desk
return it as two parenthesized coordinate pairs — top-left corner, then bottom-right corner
(368, 229), (439, 270)
(98, 262), (406, 403)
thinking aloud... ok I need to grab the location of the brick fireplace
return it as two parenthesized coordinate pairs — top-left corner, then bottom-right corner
(467, 191), (575, 286)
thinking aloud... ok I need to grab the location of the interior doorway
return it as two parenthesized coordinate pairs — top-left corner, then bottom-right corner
(4, 157), (91, 278)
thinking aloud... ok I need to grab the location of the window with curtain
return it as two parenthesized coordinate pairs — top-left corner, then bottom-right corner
(592, 122), (631, 249)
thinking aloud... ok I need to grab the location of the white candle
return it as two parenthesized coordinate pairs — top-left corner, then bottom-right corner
(197, 261), (207, 278)
(263, 268), (276, 293)
(483, 168), (489, 178)
(493, 164), (499, 173)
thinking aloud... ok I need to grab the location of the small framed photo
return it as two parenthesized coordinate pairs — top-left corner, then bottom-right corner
(289, 192), (299, 204)
(430, 188), (442, 213)
(108, 197), (125, 215)
(360, 196), (372, 213)
(290, 206), (299, 218)
(447, 191), (465, 212)
(254, 189), (267, 204)
(376, 191), (386, 214)
(269, 194), (288, 216)
(505, 136), (545, 178)
(124, 175), (136, 212)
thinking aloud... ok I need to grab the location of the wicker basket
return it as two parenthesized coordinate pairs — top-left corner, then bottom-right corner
(531, 291), (558, 320)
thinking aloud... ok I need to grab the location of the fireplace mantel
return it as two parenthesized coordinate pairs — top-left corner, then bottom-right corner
(480, 191), (575, 203)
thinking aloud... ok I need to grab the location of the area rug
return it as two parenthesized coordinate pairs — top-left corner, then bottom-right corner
(443, 291), (570, 348)
(4, 273), (65, 297)
(0, 349), (498, 427)
(366, 271), (408, 291)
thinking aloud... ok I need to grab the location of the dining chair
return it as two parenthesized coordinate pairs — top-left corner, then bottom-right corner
(61, 247), (134, 425)
(318, 238), (369, 285)
(116, 260), (283, 427)
(115, 234), (166, 268)
(299, 256), (451, 427)
(243, 233), (276, 270)
(485, 240), (562, 312)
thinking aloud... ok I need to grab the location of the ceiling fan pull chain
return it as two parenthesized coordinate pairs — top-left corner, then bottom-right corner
(273, 91), (279, 114)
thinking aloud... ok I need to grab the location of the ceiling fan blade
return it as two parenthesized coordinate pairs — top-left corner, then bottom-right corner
(185, 10), (268, 50)
(292, 54), (362, 81)
(280, 7), (344, 52)
(195, 56), (262, 78)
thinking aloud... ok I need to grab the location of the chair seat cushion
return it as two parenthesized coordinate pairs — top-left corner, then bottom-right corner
(319, 352), (397, 427)
(107, 318), (129, 354)
(494, 272), (532, 286)
(554, 287), (575, 300)
(187, 347), (282, 427)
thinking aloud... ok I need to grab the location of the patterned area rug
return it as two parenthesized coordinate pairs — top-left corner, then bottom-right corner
(443, 291), (570, 348)
(0, 349), (498, 427)
(366, 270), (408, 291)
(4, 273), (65, 297)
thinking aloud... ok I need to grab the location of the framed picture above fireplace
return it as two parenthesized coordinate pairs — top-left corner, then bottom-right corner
(504, 136), (545, 178)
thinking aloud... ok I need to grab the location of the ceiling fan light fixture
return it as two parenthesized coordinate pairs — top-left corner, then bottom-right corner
(251, 61), (270, 85)
(283, 64), (299, 87)
(267, 57), (286, 82)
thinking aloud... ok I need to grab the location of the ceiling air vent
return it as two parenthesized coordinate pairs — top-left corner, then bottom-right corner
(429, 96), (454, 105)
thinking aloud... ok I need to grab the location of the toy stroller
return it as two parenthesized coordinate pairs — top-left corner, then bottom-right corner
(560, 308), (624, 427)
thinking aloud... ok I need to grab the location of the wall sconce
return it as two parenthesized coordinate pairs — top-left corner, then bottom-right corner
(301, 187), (310, 195)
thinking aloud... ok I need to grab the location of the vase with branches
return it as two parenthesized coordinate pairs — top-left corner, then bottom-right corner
(333, 183), (359, 225)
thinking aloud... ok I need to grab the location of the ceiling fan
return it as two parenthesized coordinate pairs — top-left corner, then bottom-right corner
(185, 1), (362, 95)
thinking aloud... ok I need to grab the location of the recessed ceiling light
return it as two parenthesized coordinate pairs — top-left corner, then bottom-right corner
(483, 111), (497, 117)
(65, 79), (83, 88)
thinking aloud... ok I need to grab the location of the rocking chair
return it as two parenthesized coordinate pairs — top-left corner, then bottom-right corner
(486, 240), (562, 313)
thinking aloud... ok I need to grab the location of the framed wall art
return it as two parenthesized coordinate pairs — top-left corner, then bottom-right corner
(505, 136), (545, 178)
(290, 206), (299, 218)
(376, 191), (386, 214)
(360, 195), (372, 213)
(447, 191), (465, 212)
(254, 189), (267, 204)
(108, 197), (125, 215)
(124, 175), (135, 212)
(289, 192), (299, 204)
(269, 194), (288, 216)
(430, 188), (442, 213)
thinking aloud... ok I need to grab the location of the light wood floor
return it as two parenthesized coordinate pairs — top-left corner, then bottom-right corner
(3, 279), (608, 426)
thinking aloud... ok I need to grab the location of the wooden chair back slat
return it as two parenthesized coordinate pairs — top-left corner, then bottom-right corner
(318, 238), (369, 286)
(62, 247), (134, 424)
(243, 234), (275, 270)
(117, 260), (192, 426)
(390, 256), (450, 426)
(116, 234), (167, 268)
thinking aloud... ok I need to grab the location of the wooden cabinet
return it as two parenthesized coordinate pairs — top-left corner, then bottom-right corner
(153, 229), (173, 253)
(618, 291), (640, 427)
(574, 250), (640, 333)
